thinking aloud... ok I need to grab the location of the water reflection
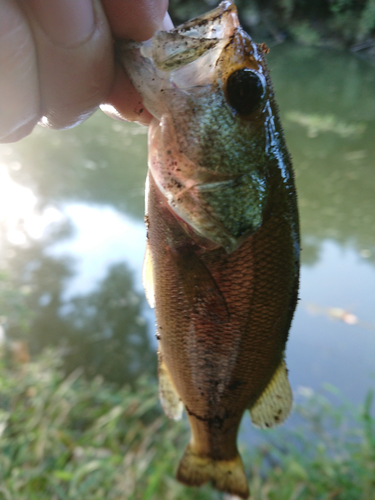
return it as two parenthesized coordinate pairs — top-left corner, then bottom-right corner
(1, 117), (148, 220)
(268, 44), (375, 266)
(61, 262), (155, 384)
(0, 44), (374, 399)
(48, 204), (146, 298)
(291, 240), (375, 405)
(1, 226), (155, 385)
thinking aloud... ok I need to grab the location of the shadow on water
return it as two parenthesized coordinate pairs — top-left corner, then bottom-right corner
(0, 45), (374, 395)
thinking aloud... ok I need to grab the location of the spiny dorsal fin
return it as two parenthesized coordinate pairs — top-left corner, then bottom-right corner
(142, 240), (155, 308)
(158, 353), (183, 421)
(250, 358), (292, 428)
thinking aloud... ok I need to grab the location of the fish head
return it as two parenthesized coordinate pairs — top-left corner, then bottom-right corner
(118, 1), (290, 253)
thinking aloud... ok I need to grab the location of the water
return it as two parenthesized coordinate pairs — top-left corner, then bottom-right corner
(0, 45), (374, 407)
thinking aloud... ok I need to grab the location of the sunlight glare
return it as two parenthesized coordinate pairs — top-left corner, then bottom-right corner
(0, 163), (63, 245)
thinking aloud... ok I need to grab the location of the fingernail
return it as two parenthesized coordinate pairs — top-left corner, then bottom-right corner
(29, 0), (95, 46)
(162, 12), (174, 31)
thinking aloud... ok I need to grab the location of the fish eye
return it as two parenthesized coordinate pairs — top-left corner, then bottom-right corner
(226, 68), (265, 116)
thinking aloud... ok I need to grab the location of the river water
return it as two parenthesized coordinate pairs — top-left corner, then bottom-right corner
(0, 45), (374, 413)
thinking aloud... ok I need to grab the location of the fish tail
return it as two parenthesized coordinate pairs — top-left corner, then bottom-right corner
(176, 443), (249, 499)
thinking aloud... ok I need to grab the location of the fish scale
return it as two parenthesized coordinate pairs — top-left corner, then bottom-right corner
(117, 1), (299, 497)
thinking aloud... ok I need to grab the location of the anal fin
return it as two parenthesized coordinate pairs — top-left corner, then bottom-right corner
(250, 358), (293, 428)
(158, 353), (183, 421)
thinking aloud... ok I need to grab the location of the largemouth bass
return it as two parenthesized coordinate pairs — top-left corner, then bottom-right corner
(117, 1), (300, 498)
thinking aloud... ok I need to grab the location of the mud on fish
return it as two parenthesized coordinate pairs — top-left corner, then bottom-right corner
(117, 1), (300, 498)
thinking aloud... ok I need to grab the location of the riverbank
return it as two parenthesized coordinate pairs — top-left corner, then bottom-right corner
(0, 349), (373, 499)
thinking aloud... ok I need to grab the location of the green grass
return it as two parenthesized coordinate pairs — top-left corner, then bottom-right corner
(0, 350), (374, 499)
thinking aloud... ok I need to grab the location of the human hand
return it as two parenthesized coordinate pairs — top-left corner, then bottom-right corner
(0, 0), (172, 143)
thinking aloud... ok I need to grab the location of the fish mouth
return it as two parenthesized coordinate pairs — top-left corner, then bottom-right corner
(117, 0), (268, 116)
(118, 2), (272, 254)
(147, 2), (267, 111)
(170, 0), (239, 40)
(150, 2), (262, 72)
(134, 1), (240, 92)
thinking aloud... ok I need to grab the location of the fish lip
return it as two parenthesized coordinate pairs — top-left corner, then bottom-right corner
(173, 0), (239, 36)
(116, 0), (266, 118)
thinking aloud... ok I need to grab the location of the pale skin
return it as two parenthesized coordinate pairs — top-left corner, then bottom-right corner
(0, 0), (173, 143)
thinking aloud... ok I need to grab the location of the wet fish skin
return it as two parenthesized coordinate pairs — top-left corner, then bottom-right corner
(117, 1), (299, 498)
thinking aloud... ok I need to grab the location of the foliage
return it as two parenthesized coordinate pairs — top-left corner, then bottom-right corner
(168, 0), (375, 51)
(0, 350), (374, 499)
(358, 0), (375, 40)
(0, 268), (34, 340)
(288, 21), (322, 46)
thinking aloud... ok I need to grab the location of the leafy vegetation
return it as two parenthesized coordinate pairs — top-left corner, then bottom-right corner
(169, 0), (375, 55)
(0, 350), (374, 499)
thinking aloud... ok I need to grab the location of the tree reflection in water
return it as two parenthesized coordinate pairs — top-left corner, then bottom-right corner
(63, 262), (155, 385)
(1, 225), (155, 385)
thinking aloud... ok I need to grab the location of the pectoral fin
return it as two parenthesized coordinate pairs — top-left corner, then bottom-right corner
(142, 240), (155, 308)
(158, 353), (183, 421)
(249, 358), (292, 428)
(170, 246), (229, 325)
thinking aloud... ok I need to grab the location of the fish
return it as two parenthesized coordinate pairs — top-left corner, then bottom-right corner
(117, 1), (300, 498)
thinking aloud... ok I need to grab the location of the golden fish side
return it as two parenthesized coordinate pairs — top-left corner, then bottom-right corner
(145, 147), (298, 498)
(118, 1), (300, 498)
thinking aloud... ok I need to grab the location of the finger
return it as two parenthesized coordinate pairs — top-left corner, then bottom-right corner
(0, 0), (40, 143)
(21, 0), (114, 129)
(101, 65), (153, 126)
(101, 0), (169, 41)
(102, 6), (174, 124)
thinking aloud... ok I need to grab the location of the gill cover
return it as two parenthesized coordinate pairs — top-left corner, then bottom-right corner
(118, 0), (274, 253)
